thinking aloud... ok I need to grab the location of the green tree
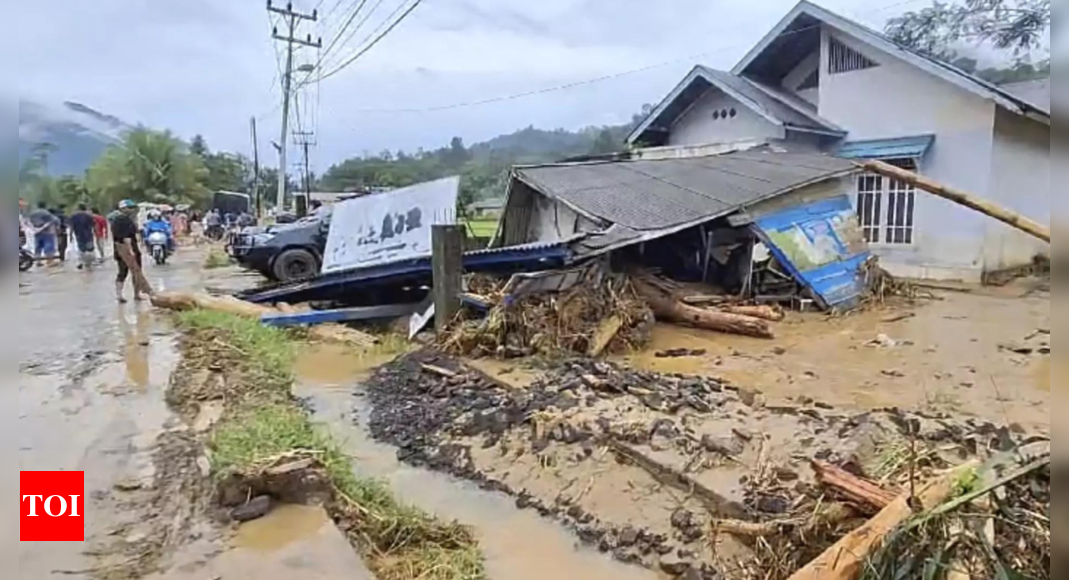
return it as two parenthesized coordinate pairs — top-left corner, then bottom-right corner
(886, 0), (1051, 58)
(86, 128), (211, 210)
(589, 129), (619, 155)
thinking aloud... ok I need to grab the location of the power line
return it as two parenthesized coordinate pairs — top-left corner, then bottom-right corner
(317, 0), (372, 68)
(307, 0), (424, 85)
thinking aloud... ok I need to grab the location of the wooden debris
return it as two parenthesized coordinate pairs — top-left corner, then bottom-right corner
(152, 291), (378, 348)
(711, 517), (803, 537)
(881, 312), (916, 324)
(787, 461), (979, 580)
(811, 460), (898, 514)
(420, 364), (458, 379)
(115, 243), (154, 296)
(718, 304), (785, 322)
(681, 295), (735, 306)
(635, 279), (774, 339)
(863, 160), (1050, 243)
(606, 438), (749, 520)
(588, 315), (625, 357)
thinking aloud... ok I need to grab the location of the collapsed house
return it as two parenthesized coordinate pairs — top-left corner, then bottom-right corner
(494, 147), (870, 310)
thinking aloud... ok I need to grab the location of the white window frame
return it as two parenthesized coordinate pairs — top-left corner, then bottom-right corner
(855, 159), (918, 246)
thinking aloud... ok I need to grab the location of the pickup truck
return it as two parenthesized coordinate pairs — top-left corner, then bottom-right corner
(229, 211), (330, 282)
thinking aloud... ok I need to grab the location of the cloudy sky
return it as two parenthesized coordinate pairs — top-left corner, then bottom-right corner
(14, 0), (1004, 172)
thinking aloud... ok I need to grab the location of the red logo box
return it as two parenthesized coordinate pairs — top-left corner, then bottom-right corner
(20, 471), (85, 542)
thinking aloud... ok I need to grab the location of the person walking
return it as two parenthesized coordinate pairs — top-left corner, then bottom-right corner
(28, 201), (58, 262)
(91, 207), (109, 262)
(52, 207), (69, 263)
(69, 204), (97, 270)
(112, 200), (143, 303)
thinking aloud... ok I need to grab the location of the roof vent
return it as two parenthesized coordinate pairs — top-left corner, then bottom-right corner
(829, 37), (878, 74)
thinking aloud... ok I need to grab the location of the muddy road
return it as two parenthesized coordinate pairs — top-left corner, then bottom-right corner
(16, 250), (214, 578)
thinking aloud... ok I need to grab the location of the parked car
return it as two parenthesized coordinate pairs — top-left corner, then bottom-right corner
(229, 210), (330, 282)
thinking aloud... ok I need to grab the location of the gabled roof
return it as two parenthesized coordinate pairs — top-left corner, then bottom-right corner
(734, 1), (1050, 125)
(1001, 78), (1050, 115)
(627, 65), (845, 145)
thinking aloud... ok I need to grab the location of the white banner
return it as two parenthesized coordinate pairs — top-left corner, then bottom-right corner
(322, 177), (459, 273)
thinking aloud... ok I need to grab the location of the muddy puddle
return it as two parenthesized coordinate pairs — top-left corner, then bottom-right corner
(294, 345), (657, 580)
(616, 289), (1051, 432)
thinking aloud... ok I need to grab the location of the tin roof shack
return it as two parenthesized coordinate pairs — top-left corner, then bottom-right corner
(494, 148), (870, 309)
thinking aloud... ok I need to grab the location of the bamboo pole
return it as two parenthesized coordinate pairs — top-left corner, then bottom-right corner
(862, 160), (1050, 243)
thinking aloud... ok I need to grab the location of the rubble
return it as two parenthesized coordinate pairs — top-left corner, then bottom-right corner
(362, 349), (1046, 579)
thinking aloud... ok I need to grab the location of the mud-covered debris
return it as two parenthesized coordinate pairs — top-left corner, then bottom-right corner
(230, 495), (273, 522)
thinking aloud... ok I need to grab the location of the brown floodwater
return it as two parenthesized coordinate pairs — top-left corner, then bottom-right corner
(294, 351), (658, 580)
(615, 286), (1051, 432)
(233, 504), (331, 551)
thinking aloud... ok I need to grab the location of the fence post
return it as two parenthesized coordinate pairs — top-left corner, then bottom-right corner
(432, 225), (465, 335)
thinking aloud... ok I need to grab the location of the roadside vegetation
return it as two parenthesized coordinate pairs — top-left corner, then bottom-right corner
(173, 310), (485, 580)
(203, 248), (232, 270)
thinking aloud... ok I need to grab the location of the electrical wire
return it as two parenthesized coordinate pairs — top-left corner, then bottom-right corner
(317, 0), (372, 68)
(307, 0), (424, 85)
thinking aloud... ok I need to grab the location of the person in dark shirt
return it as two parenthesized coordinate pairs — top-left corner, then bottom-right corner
(52, 208), (69, 262)
(69, 203), (97, 270)
(112, 200), (143, 303)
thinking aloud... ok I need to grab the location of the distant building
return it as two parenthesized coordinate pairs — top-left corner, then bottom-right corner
(468, 198), (505, 218)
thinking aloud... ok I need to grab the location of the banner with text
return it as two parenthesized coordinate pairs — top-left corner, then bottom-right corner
(322, 177), (459, 274)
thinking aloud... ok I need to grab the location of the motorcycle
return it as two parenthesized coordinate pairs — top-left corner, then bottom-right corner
(146, 231), (170, 265)
(20, 248), (34, 272)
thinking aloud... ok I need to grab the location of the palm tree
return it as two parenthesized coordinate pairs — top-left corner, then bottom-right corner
(86, 128), (211, 209)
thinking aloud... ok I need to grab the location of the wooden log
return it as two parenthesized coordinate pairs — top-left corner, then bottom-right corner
(152, 291), (378, 348)
(787, 461), (979, 580)
(606, 438), (750, 520)
(811, 460), (899, 514)
(863, 160), (1050, 243)
(635, 279), (773, 339)
(718, 304), (786, 322)
(588, 315), (624, 357)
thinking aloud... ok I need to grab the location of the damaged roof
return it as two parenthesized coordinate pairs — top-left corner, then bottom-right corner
(513, 149), (857, 232)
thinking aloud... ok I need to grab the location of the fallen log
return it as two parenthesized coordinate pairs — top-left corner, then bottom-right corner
(152, 291), (378, 348)
(635, 280), (773, 339)
(606, 438), (749, 520)
(812, 460), (899, 514)
(718, 304), (785, 322)
(863, 160), (1050, 243)
(788, 461), (979, 580)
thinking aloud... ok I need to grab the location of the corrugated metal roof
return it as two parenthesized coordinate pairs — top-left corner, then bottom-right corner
(514, 150), (857, 232)
(838, 135), (935, 160)
(1001, 78), (1050, 115)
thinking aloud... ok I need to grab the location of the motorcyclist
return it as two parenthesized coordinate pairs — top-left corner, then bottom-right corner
(142, 209), (175, 254)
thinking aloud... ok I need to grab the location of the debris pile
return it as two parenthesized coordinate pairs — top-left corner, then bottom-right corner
(860, 257), (931, 304)
(440, 271), (655, 357)
(362, 349), (1047, 579)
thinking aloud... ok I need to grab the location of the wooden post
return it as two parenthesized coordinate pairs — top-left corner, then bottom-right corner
(862, 160), (1050, 243)
(432, 225), (465, 335)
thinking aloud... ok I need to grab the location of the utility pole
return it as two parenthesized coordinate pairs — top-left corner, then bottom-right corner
(250, 117), (261, 219)
(293, 130), (316, 218)
(268, 1), (320, 214)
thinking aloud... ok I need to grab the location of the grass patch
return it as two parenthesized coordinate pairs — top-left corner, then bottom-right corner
(204, 249), (231, 269)
(177, 308), (485, 580)
(462, 218), (498, 239)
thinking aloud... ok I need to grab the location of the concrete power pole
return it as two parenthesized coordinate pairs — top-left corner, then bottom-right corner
(293, 130), (315, 218)
(267, 1), (320, 214)
(250, 117), (261, 218)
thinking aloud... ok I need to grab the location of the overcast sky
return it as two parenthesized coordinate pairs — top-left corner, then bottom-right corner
(13, 0), (1024, 173)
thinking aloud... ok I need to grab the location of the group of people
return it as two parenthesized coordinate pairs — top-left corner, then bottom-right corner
(19, 199), (185, 303)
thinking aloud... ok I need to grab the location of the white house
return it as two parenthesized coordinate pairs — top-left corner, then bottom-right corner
(628, 1), (1051, 282)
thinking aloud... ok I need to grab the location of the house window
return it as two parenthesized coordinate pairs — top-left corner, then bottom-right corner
(855, 159), (916, 245)
(829, 37), (878, 74)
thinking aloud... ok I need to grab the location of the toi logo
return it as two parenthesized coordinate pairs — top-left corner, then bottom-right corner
(20, 471), (85, 542)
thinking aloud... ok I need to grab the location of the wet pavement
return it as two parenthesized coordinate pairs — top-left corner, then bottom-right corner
(17, 250), (209, 577)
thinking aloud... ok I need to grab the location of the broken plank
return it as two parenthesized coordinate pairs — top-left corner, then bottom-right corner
(606, 438), (749, 520)
(420, 364), (458, 379)
(788, 461), (979, 580)
(881, 312), (916, 324)
(811, 460), (899, 514)
(588, 315), (625, 357)
(260, 304), (420, 327)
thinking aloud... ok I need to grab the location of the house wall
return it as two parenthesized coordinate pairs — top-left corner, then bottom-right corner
(819, 29), (999, 282)
(985, 108), (1051, 270)
(668, 88), (785, 147)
